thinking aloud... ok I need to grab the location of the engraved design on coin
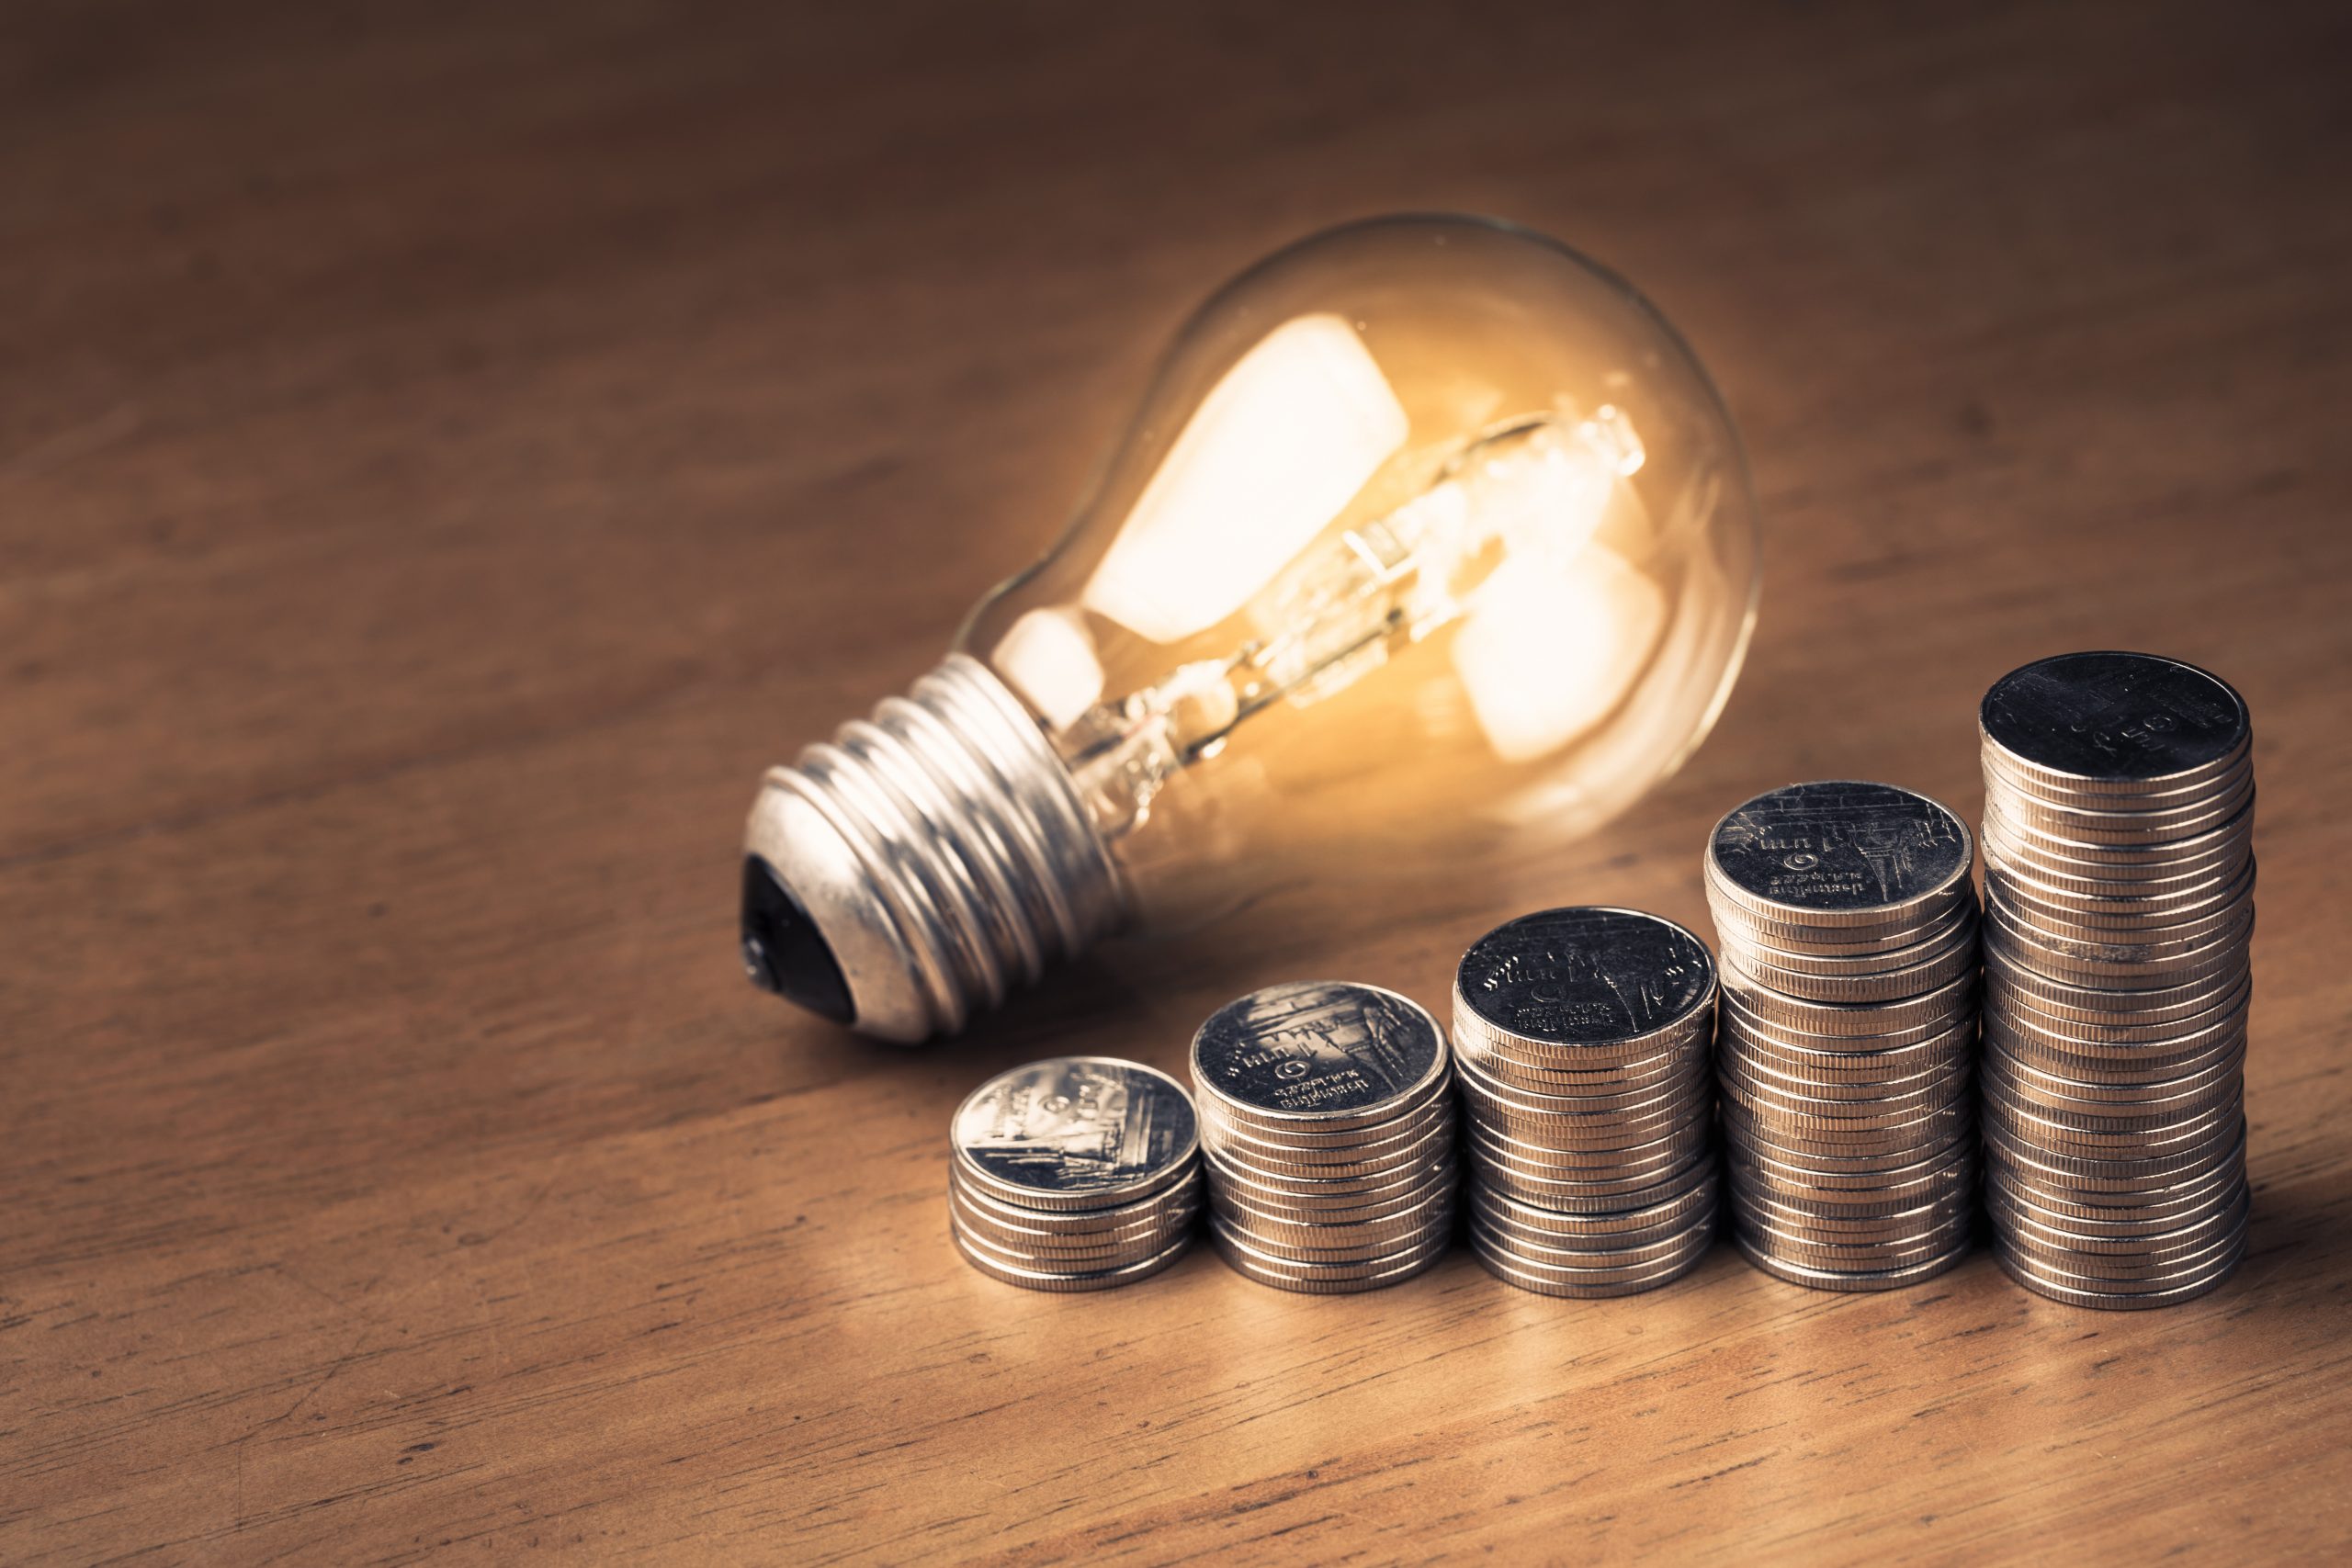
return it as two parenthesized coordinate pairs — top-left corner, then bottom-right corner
(1458, 908), (1713, 1044)
(1981, 651), (2248, 782)
(954, 1058), (1197, 1195)
(1711, 781), (1968, 911)
(1193, 982), (1444, 1115)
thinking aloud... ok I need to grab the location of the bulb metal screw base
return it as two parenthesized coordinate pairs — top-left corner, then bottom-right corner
(741, 654), (1125, 1042)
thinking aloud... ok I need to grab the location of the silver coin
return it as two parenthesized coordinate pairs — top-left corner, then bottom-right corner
(1984, 1122), (2243, 1190)
(1985, 1043), (2243, 1108)
(1198, 1094), (1453, 1167)
(1734, 1231), (1972, 1292)
(1194, 1078), (1453, 1148)
(1979, 652), (2251, 792)
(1978, 817), (2252, 894)
(1723, 967), (1978, 1038)
(1470, 1228), (1715, 1298)
(1996, 1213), (2247, 1283)
(1732, 1182), (1973, 1237)
(1984, 818), (2257, 902)
(1721, 924), (1979, 1007)
(1984, 958), (2246, 1027)
(1204, 1104), (1458, 1175)
(1983, 1056), (2248, 1128)
(1191, 981), (1449, 1129)
(1732, 1156), (1975, 1218)
(1987, 883), (2255, 954)
(1706, 781), (1973, 930)
(1466, 1148), (1714, 1211)
(1724, 1117), (1974, 1174)
(1720, 903), (1977, 979)
(1986, 858), (2256, 929)
(1470, 1113), (1712, 1173)
(1994, 1245), (2244, 1310)
(1210, 1221), (1452, 1292)
(1210, 1187), (1456, 1250)
(948, 1173), (1202, 1247)
(1209, 1210), (1453, 1265)
(1981, 748), (2250, 817)
(951, 1223), (1195, 1291)
(1204, 1145), (1454, 1208)
(950, 1210), (1189, 1271)
(1470, 1164), (1717, 1237)
(1471, 1203), (1717, 1269)
(1458, 1075), (1713, 1134)
(1992, 1179), (2246, 1247)
(1455, 1043), (1709, 1110)
(1453, 1029), (1708, 1094)
(1984, 921), (2252, 992)
(949, 1162), (1204, 1229)
(1734, 1204), (1973, 1264)
(1987, 773), (2256, 846)
(1720, 997), (1978, 1058)
(1996, 1183), (2247, 1255)
(1986, 982), (2250, 1052)
(1707, 894), (1973, 958)
(1454, 907), (1717, 1059)
(1985, 1151), (2245, 1222)
(951, 1056), (1201, 1213)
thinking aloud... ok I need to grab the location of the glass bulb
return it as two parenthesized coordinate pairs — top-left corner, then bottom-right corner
(742, 215), (1760, 1041)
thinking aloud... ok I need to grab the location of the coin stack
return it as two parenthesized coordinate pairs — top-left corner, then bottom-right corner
(1978, 651), (2255, 1309)
(1705, 782), (1982, 1291)
(1453, 908), (1719, 1298)
(1191, 982), (1457, 1293)
(948, 1056), (1204, 1292)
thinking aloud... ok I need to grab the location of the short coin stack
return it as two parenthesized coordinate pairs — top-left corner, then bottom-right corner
(1706, 782), (1981, 1291)
(949, 1057), (1203, 1291)
(1978, 651), (2255, 1308)
(1453, 908), (1719, 1297)
(1192, 982), (1456, 1293)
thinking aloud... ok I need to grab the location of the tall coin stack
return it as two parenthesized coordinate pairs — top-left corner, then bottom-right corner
(1192, 982), (1457, 1293)
(1706, 782), (1981, 1291)
(949, 1057), (1203, 1292)
(1453, 908), (1720, 1298)
(1978, 651), (2255, 1308)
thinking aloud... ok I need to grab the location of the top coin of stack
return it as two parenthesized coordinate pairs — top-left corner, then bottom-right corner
(1192, 982), (1457, 1293)
(1978, 651), (2255, 1309)
(948, 1056), (1204, 1292)
(1453, 908), (1721, 1298)
(1705, 781), (1982, 1291)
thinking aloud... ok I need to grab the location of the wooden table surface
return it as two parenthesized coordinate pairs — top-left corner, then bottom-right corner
(6, 3), (2349, 1562)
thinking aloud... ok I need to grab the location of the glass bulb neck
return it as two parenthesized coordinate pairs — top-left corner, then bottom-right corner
(741, 654), (1125, 1041)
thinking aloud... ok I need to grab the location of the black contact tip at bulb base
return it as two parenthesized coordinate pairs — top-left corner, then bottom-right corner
(740, 853), (854, 1024)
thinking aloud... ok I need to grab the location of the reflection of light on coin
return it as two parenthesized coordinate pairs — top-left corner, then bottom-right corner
(1784, 852), (1818, 870)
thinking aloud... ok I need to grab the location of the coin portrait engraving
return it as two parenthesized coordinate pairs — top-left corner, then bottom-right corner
(1711, 781), (1969, 912)
(954, 1059), (1197, 1195)
(1193, 982), (1444, 1115)
(1981, 651), (2248, 782)
(1458, 908), (1713, 1044)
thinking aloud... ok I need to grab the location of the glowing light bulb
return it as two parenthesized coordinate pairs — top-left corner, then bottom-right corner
(742, 215), (1761, 1041)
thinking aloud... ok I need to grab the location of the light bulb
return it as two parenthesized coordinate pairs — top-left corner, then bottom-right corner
(741, 215), (1761, 1042)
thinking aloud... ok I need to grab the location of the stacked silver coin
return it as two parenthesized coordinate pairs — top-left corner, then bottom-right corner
(948, 1057), (1203, 1291)
(1192, 982), (1457, 1293)
(1979, 651), (2255, 1309)
(1706, 782), (1981, 1291)
(1453, 908), (1719, 1297)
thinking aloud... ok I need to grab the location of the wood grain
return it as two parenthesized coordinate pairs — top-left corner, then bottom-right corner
(5, 1), (2349, 1561)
